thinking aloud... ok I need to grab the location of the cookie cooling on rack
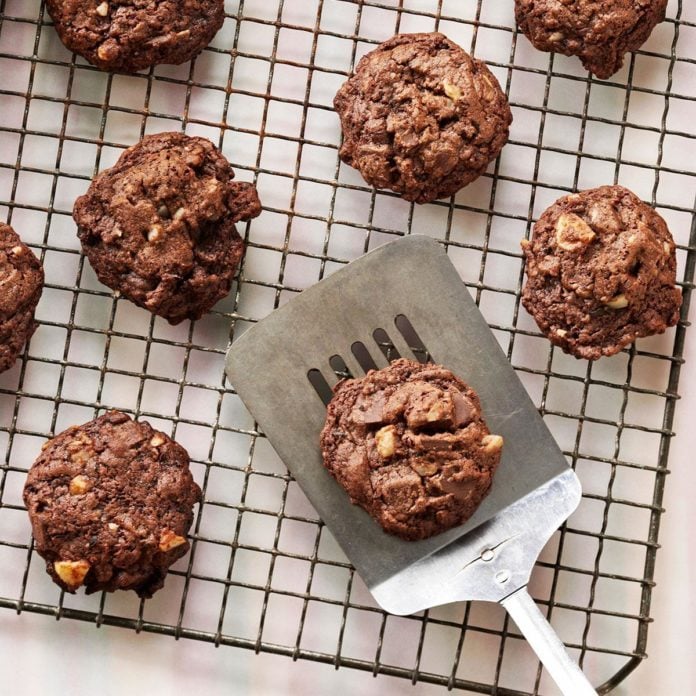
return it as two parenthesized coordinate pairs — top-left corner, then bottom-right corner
(515, 0), (668, 79)
(0, 223), (44, 374)
(320, 359), (503, 540)
(73, 132), (261, 324)
(334, 32), (512, 204)
(45, 0), (225, 73)
(23, 411), (201, 597)
(521, 185), (682, 360)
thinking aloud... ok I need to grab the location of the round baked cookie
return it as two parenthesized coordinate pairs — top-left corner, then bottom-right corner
(73, 132), (261, 324)
(521, 185), (682, 360)
(320, 359), (503, 541)
(0, 223), (44, 374)
(515, 0), (668, 79)
(23, 411), (201, 597)
(334, 32), (512, 204)
(45, 0), (225, 73)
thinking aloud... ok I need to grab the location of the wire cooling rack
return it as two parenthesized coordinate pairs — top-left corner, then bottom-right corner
(0, 0), (695, 693)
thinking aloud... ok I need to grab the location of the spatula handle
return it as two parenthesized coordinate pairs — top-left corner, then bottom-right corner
(501, 587), (597, 696)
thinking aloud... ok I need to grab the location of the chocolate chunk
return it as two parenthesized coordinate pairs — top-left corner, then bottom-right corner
(353, 392), (388, 426)
(453, 393), (475, 426)
(404, 384), (455, 430)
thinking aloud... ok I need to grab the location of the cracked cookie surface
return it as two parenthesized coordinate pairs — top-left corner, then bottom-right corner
(320, 359), (503, 540)
(24, 411), (201, 597)
(521, 185), (681, 360)
(73, 132), (261, 324)
(515, 0), (667, 79)
(0, 223), (44, 374)
(46, 0), (224, 73)
(334, 32), (512, 204)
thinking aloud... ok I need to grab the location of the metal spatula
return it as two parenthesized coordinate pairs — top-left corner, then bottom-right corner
(226, 235), (596, 695)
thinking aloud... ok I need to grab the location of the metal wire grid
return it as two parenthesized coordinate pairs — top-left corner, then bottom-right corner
(0, 0), (694, 693)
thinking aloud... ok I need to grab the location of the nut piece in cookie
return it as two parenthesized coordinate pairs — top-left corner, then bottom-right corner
(45, 0), (225, 74)
(54, 560), (91, 590)
(73, 132), (262, 324)
(334, 32), (512, 204)
(521, 185), (682, 360)
(514, 0), (668, 79)
(320, 358), (503, 540)
(23, 411), (202, 597)
(0, 222), (44, 374)
(159, 529), (187, 552)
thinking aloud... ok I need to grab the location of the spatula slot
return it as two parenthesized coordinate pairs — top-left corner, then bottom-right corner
(394, 314), (432, 363)
(351, 341), (378, 372)
(307, 368), (334, 406)
(329, 354), (352, 380)
(372, 328), (402, 361)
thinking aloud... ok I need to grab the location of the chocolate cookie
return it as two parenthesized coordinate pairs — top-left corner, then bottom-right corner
(521, 185), (681, 360)
(515, 0), (667, 79)
(0, 223), (44, 374)
(320, 359), (503, 540)
(334, 32), (512, 204)
(46, 0), (225, 73)
(23, 411), (201, 597)
(73, 132), (261, 324)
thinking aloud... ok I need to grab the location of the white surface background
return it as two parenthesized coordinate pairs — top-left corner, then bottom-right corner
(1, 0), (695, 694)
